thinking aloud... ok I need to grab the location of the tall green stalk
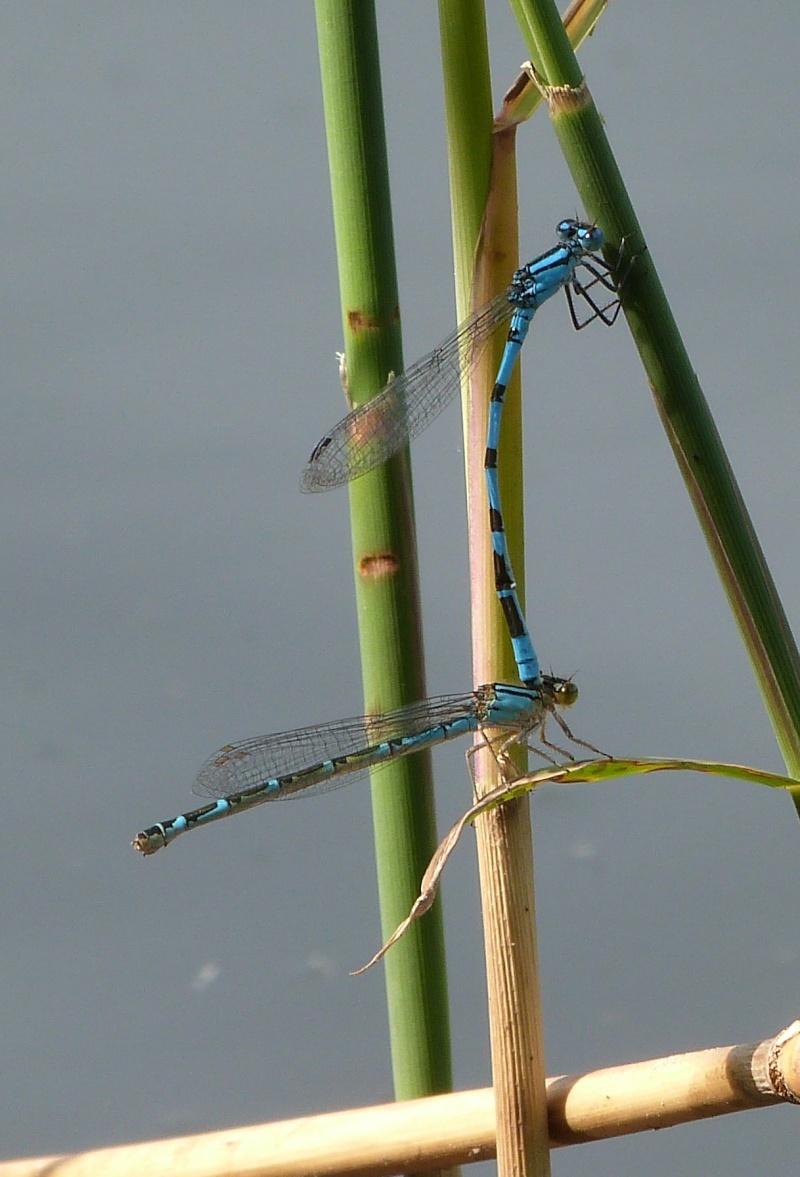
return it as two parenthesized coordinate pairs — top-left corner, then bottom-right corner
(314, 1), (454, 1105)
(509, 0), (800, 807)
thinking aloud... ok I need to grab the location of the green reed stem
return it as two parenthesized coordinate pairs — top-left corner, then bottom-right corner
(315, 0), (455, 1104)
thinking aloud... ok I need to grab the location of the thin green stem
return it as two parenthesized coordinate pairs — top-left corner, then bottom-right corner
(315, 0), (454, 1104)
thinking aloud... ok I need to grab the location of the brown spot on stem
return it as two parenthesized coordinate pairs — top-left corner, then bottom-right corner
(359, 552), (400, 578)
(347, 309), (377, 332)
(347, 306), (401, 333)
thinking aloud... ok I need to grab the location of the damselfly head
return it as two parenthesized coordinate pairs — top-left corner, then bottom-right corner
(555, 218), (604, 254)
(544, 675), (579, 708)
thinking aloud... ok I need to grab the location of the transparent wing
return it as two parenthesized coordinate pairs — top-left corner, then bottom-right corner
(192, 691), (483, 799)
(300, 291), (513, 492)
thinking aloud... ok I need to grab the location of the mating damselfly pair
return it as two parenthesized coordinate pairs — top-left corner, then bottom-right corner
(134, 220), (626, 854)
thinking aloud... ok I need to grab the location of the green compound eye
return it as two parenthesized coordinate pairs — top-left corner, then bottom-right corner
(553, 679), (579, 708)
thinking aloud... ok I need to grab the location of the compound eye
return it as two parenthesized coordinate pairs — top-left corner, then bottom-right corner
(556, 219), (577, 240)
(578, 223), (604, 251)
(554, 680), (579, 707)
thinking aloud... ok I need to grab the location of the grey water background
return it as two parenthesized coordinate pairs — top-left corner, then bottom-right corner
(3, 4), (799, 1174)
